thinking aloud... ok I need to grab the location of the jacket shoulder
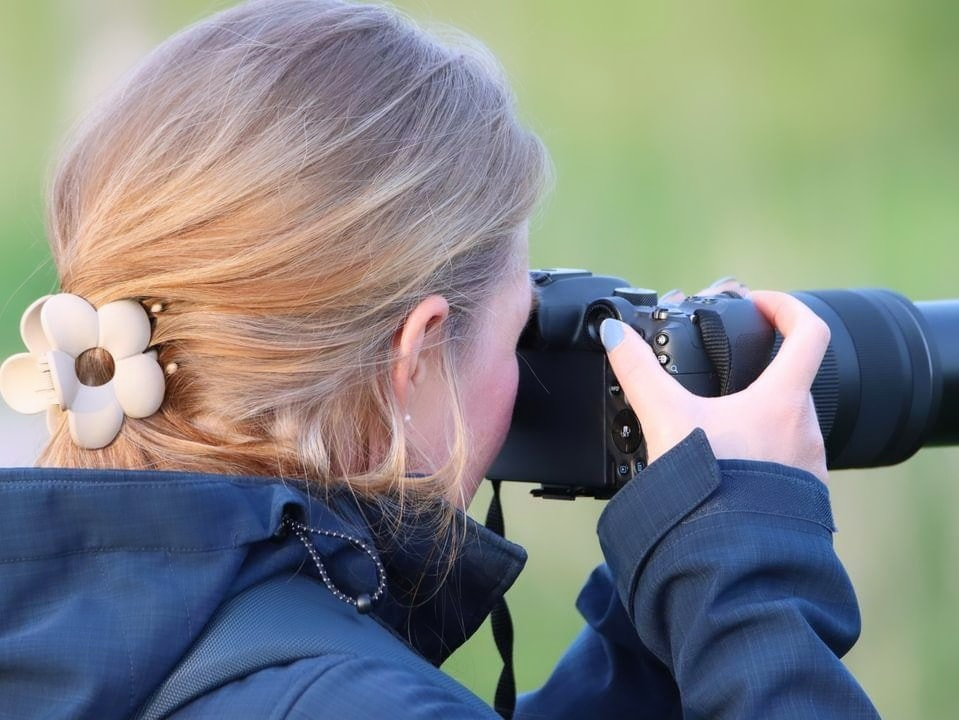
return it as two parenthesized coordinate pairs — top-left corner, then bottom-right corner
(172, 653), (497, 719)
(158, 574), (496, 719)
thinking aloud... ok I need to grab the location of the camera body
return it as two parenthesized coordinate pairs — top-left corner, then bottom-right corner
(487, 269), (774, 499)
(489, 269), (958, 499)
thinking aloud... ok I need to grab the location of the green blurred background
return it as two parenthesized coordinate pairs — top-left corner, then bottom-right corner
(1, 0), (957, 716)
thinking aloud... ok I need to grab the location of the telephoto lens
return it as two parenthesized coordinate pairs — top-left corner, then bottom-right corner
(790, 290), (958, 469)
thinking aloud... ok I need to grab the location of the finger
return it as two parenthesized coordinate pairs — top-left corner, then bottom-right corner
(600, 319), (686, 414)
(710, 275), (737, 287)
(750, 290), (831, 390)
(659, 288), (686, 305)
(698, 276), (751, 299)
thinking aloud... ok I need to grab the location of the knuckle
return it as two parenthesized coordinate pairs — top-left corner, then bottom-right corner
(811, 316), (831, 345)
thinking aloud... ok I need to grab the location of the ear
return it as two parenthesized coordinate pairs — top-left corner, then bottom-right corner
(391, 295), (450, 410)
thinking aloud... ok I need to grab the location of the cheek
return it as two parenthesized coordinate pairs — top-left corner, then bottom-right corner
(454, 352), (519, 508)
(465, 352), (519, 469)
(500, 358), (520, 434)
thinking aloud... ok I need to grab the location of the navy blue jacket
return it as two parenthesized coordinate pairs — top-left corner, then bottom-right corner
(0, 430), (878, 718)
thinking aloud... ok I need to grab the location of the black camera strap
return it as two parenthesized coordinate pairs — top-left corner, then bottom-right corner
(484, 479), (516, 720)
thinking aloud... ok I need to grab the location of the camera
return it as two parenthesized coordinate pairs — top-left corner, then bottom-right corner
(487, 269), (959, 499)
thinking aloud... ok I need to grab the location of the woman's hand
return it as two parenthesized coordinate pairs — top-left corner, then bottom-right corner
(600, 290), (831, 482)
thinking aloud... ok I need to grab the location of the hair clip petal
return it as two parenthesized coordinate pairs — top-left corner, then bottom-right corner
(113, 352), (165, 418)
(19, 295), (53, 355)
(40, 294), (99, 357)
(0, 353), (55, 414)
(98, 300), (152, 360)
(67, 384), (125, 450)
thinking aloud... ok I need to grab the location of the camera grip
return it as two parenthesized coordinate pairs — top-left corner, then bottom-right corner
(694, 305), (775, 395)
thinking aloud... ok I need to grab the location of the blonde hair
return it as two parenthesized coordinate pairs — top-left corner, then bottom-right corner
(38, 0), (550, 511)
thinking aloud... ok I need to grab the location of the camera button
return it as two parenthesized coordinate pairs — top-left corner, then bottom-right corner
(611, 409), (642, 453)
(655, 332), (669, 346)
(657, 353), (670, 366)
(617, 463), (631, 478)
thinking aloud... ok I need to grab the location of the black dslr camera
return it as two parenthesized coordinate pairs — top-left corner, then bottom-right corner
(487, 269), (959, 499)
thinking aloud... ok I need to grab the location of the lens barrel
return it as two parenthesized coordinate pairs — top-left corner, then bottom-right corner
(795, 290), (958, 469)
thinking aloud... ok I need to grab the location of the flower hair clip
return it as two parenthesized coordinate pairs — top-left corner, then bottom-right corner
(0, 294), (165, 449)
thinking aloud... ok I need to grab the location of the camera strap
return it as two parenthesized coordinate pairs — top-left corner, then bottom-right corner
(484, 479), (516, 720)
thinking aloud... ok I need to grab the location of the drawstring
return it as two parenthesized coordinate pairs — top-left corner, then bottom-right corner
(283, 516), (387, 615)
(485, 480), (516, 720)
(284, 499), (516, 719)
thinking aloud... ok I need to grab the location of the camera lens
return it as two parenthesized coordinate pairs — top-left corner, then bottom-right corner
(794, 289), (959, 468)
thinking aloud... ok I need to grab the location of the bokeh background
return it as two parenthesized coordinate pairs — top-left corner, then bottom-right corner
(1, 0), (957, 716)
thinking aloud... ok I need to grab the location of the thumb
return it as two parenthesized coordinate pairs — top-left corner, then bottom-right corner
(600, 319), (685, 417)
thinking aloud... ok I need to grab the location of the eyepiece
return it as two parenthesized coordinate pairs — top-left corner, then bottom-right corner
(585, 300), (621, 347)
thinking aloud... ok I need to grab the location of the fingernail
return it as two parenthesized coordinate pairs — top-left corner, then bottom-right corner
(600, 319), (624, 351)
(709, 275), (737, 288)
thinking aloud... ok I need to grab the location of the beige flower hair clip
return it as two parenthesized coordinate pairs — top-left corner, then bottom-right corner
(0, 294), (165, 449)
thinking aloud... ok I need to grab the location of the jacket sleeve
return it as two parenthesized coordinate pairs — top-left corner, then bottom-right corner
(519, 428), (879, 719)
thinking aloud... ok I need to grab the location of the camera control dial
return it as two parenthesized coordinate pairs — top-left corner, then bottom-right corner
(613, 287), (658, 306)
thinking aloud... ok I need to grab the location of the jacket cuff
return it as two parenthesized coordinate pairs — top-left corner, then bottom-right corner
(598, 429), (719, 614)
(597, 428), (835, 617)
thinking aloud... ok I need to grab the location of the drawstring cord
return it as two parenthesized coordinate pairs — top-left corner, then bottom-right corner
(283, 516), (387, 615)
(485, 480), (516, 720)
(284, 500), (515, 720)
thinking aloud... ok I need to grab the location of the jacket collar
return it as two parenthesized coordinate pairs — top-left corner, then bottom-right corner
(0, 467), (527, 668)
(287, 488), (527, 666)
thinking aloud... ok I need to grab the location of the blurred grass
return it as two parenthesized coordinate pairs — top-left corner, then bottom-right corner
(1, 1), (958, 716)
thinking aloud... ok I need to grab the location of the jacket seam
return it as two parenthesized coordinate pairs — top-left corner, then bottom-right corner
(0, 545), (252, 564)
(0, 478), (291, 490)
(653, 512), (834, 566)
(94, 553), (137, 713)
(717, 466), (826, 483)
(272, 655), (359, 720)
(679, 507), (835, 533)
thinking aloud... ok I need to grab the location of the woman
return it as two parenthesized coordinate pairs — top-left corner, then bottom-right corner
(0, 1), (877, 717)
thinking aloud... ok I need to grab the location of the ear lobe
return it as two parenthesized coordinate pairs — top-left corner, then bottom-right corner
(391, 295), (450, 409)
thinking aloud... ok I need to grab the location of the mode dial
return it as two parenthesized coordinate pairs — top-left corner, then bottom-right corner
(613, 287), (658, 306)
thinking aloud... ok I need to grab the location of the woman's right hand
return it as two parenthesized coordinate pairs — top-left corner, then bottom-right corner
(599, 290), (831, 482)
